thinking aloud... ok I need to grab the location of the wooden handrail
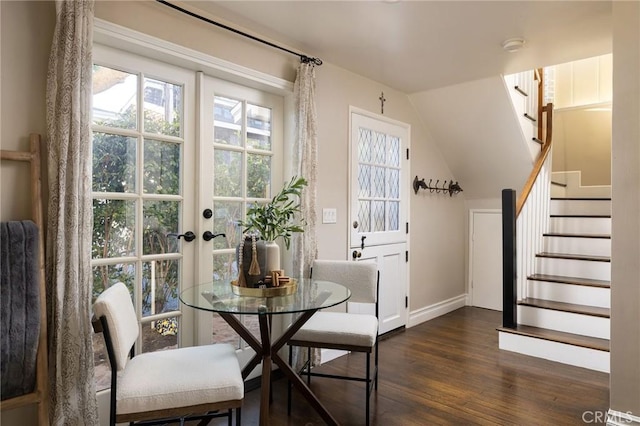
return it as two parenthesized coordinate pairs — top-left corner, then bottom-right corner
(516, 103), (554, 217)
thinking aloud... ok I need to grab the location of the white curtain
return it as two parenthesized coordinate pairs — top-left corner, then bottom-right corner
(292, 61), (318, 278)
(45, 1), (99, 424)
(291, 61), (320, 368)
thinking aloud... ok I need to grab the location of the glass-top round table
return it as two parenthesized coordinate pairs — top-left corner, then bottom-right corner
(179, 278), (351, 315)
(179, 278), (350, 426)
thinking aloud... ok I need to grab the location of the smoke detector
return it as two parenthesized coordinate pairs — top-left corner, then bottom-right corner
(502, 38), (526, 53)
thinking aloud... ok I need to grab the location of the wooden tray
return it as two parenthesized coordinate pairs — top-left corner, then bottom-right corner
(231, 279), (298, 297)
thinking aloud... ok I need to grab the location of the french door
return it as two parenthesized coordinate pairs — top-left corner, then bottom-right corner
(349, 110), (409, 334)
(91, 45), (284, 386)
(194, 74), (284, 372)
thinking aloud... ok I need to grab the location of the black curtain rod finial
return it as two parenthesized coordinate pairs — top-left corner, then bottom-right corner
(300, 55), (323, 66)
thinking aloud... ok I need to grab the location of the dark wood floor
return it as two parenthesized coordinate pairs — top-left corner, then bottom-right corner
(213, 307), (609, 425)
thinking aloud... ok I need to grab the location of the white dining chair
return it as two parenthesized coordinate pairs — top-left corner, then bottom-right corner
(287, 259), (379, 425)
(92, 282), (244, 426)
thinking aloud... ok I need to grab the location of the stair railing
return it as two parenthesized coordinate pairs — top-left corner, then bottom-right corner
(502, 100), (554, 328)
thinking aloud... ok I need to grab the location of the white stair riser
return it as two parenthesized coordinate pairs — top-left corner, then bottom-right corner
(550, 199), (611, 216)
(498, 332), (609, 373)
(536, 257), (611, 281)
(518, 305), (609, 339)
(544, 236), (611, 257)
(549, 217), (611, 234)
(527, 280), (610, 308)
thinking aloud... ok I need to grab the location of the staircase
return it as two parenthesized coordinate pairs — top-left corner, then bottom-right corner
(499, 196), (611, 373)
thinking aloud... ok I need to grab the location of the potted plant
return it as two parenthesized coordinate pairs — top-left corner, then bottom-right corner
(237, 176), (307, 286)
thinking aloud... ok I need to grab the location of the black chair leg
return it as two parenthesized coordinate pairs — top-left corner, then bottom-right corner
(236, 407), (241, 426)
(366, 352), (371, 426)
(375, 341), (379, 390)
(306, 347), (311, 386)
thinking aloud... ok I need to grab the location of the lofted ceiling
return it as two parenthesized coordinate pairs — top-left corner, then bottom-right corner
(186, 1), (613, 94)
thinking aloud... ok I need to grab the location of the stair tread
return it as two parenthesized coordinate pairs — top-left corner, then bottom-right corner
(497, 325), (610, 352)
(536, 252), (610, 262)
(528, 273), (610, 288)
(543, 232), (611, 239)
(518, 297), (610, 318)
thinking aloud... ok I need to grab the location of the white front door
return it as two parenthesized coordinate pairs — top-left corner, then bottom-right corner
(349, 109), (409, 334)
(469, 210), (503, 311)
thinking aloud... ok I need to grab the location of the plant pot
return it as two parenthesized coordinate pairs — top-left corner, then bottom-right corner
(236, 236), (267, 288)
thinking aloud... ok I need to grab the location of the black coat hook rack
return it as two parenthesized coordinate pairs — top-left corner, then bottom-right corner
(413, 176), (463, 197)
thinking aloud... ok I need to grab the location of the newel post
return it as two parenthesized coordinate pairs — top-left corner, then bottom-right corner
(502, 189), (517, 328)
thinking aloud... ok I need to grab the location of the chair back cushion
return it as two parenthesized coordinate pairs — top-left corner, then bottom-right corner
(312, 260), (377, 304)
(93, 282), (139, 371)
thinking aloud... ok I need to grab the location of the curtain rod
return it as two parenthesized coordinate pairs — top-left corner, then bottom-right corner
(155, 0), (323, 66)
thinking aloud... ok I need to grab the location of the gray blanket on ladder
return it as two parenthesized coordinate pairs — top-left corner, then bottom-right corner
(1, 220), (40, 400)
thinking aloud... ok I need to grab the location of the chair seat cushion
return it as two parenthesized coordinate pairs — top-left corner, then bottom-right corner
(117, 343), (243, 415)
(292, 311), (378, 348)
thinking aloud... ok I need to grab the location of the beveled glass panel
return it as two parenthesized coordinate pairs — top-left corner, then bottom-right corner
(142, 259), (179, 317)
(141, 317), (179, 353)
(372, 166), (386, 197)
(246, 104), (271, 150)
(372, 200), (385, 232)
(247, 154), (271, 199)
(358, 128), (371, 163)
(388, 168), (400, 199)
(358, 200), (370, 233)
(92, 133), (136, 193)
(213, 202), (242, 251)
(92, 65), (137, 129)
(388, 136), (400, 167)
(214, 149), (242, 197)
(358, 165), (371, 198)
(143, 139), (180, 195)
(143, 200), (179, 255)
(373, 131), (386, 165)
(214, 96), (242, 146)
(92, 199), (136, 258)
(143, 78), (182, 137)
(389, 201), (399, 231)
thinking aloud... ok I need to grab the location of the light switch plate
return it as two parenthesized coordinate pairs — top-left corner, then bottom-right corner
(322, 208), (337, 224)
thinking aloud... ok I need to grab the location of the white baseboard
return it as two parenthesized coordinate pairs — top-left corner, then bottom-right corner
(408, 294), (467, 328)
(607, 409), (640, 426)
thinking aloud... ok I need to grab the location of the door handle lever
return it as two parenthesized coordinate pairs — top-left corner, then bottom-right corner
(203, 231), (226, 242)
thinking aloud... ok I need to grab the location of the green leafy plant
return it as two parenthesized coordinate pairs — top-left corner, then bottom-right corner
(241, 176), (308, 249)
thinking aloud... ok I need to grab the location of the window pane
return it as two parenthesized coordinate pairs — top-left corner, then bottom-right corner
(247, 154), (271, 199)
(214, 96), (242, 146)
(358, 128), (372, 163)
(388, 135), (400, 167)
(373, 131), (386, 165)
(92, 65), (137, 129)
(214, 150), (242, 197)
(389, 201), (399, 231)
(213, 202), (242, 250)
(142, 259), (179, 317)
(144, 139), (180, 194)
(92, 199), (136, 258)
(141, 317), (178, 353)
(372, 200), (385, 232)
(213, 252), (237, 282)
(358, 165), (371, 198)
(143, 77), (182, 137)
(246, 104), (271, 150)
(388, 169), (399, 199)
(143, 201), (179, 255)
(358, 200), (370, 233)
(372, 166), (385, 197)
(92, 133), (136, 193)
